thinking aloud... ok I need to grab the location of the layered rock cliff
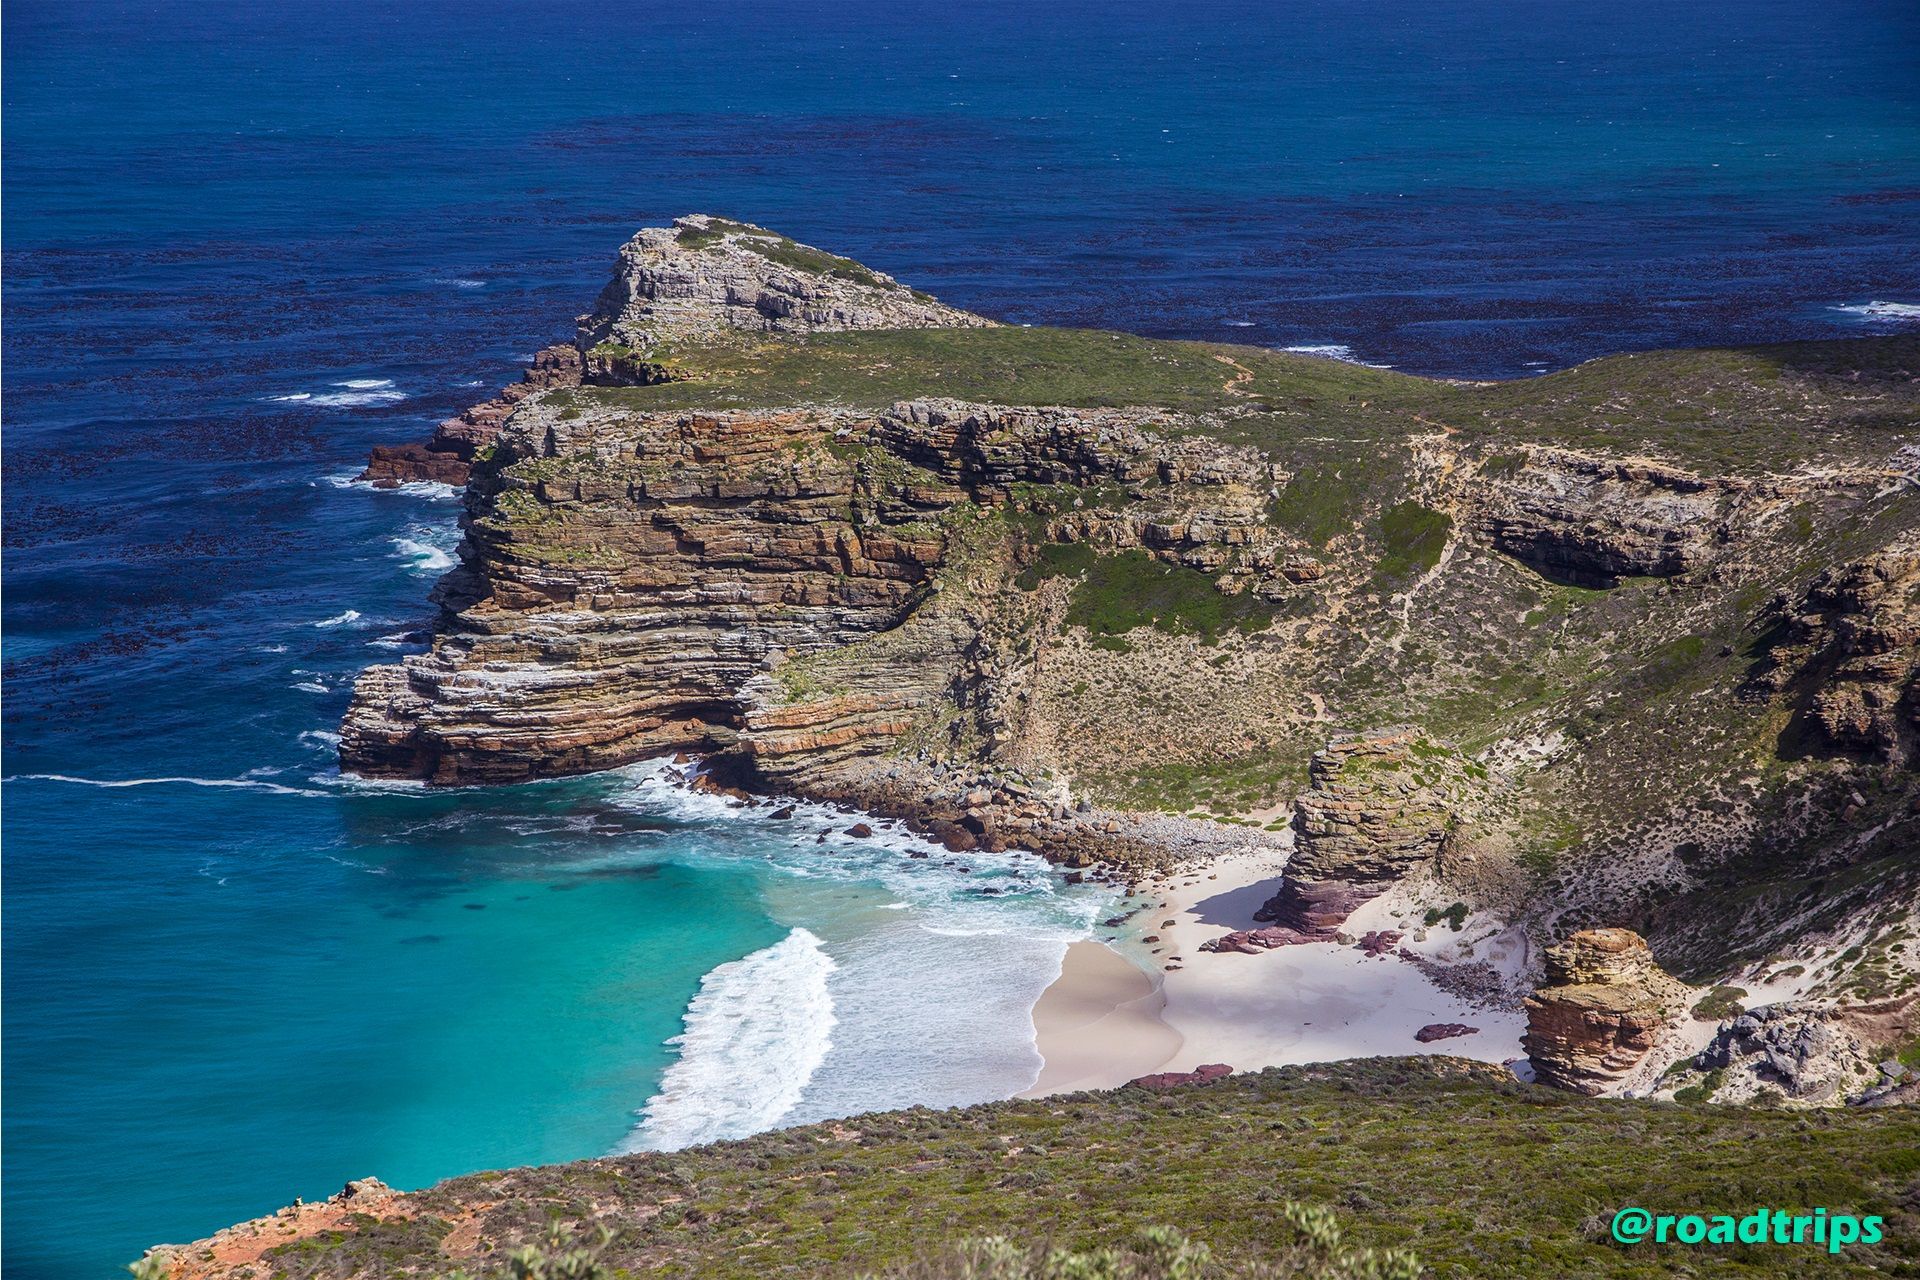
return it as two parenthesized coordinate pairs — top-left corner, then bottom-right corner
(342, 219), (1919, 999)
(1522, 928), (1691, 1093)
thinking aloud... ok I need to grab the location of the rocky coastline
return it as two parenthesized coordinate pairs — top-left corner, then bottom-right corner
(339, 215), (1917, 1107)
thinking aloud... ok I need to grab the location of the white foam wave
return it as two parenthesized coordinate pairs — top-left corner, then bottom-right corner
(1223, 320), (1258, 328)
(300, 730), (343, 749)
(367, 630), (430, 651)
(291, 681), (330, 694)
(322, 470), (462, 502)
(313, 610), (363, 628)
(269, 380), (407, 408)
(390, 530), (457, 575)
(1832, 301), (1920, 322)
(432, 278), (486, 290)
(5, 773), (328, 797)
(1281, 343), (1394, 369)
(621, 928), (838, 1152)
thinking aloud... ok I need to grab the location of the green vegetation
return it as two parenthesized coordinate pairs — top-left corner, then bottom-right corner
(253, 1060), (1920, 1279)
(566, 328), (1409, 418)
(1373, 502), (1451, 582)
(673, 217), (766, 249)
(1690, 986), (1748, 1022)
(1021, 545), (1275, 643)
(1671, 1069), (1726, 1105)
(877, 1216), (1419, 1280)
(559, 329), (1918, 474)
(1422, 902), (1470, 931)
(1267, 463), (1376, 549)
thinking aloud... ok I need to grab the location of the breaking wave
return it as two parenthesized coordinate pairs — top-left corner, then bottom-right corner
(620, 928), (838, 1152)
(1281, 343), (1394, 369)
(268, 379), (408, 408)
(1831, 300), (1920, 323)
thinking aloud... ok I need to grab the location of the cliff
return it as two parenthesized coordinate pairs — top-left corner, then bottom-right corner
(344, 218), (1918, 998)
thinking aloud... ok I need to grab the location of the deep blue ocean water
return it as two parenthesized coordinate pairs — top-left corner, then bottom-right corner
(4, 0), (1918, 1272)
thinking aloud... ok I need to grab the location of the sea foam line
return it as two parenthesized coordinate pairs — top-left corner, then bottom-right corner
(618, 927), (838, 1153)
(4, 773), (330, 797)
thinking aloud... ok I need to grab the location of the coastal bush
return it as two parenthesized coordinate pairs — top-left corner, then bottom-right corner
(1066, 550), (1273, 643)
(1690, 985), (1748, 1021)
(1372, 502), (1451, 582)
(875, 1215), (1419, 1280)
(445, 1223), (615, 1280)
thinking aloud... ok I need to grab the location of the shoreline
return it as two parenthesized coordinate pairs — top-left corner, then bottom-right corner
(1024, 843), (1529, 1095)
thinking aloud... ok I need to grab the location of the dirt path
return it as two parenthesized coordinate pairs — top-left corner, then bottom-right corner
(1212, 354), (1256, 397)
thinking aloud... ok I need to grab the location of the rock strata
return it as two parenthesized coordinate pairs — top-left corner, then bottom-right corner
(1248, 730), (1460, 943)
(1744, 531), (1920, 767)
(1522, 928), (1689, 1094)
(1482, 449), (1728, 587)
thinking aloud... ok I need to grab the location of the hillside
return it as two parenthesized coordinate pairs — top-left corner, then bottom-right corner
(146, 1060), (1920, 1278)
(341, 217), (1918, 999)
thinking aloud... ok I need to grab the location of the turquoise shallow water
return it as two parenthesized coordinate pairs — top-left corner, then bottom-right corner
(5, 0), (1918, 1273)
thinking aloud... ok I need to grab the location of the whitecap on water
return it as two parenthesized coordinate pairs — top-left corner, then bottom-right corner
(1281, 343), (1394, 369)
(1831, 301), (1920, 323)
(4, 773), (329, 797)
(313, 610), (363, 628)
(619, 928), (838, 1152)
(390, 523), (458, 576)
(267, 379), (407, 408)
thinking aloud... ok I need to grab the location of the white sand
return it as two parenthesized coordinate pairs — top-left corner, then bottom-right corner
(1022, 940), (1183, 1096)
(1025, 841), (1529, 1093)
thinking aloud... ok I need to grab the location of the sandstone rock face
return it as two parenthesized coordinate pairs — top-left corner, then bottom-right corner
(361, 344), (583, 488)
(339, 394), (1285, 809)
(1692, 1003), (1876, 1106)
(1745, 532), (1920, 767)
(576, 214), (995, 351)
(1522, 928), (1689, 1094)
(359, 214), (988, 489)
(1483, 449), (1730, 587)
(1247, 730), (1460, 941)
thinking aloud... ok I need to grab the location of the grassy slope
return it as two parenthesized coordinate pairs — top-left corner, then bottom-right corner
(563, 329), (1919, 472)
(267, 1061), (1919, 1279)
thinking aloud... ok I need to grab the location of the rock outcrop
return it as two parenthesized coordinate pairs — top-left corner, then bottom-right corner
(1745, 532), (1920, 767)
(361, 344), (583, 488)
(140, 1178), (402, 1280)
(1128, 1063), (1233, 1090)
(1522, 928), (1690, 1094)
(1242, 731), (1461, 943)
(1482, 449), (1729, 587)
(1689, 1003), (1877, 1106)
(576, 214), (995, 351)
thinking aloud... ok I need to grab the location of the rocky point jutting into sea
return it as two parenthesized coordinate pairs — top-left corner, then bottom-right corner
(335, 215), (1918, 1094)
(137, 215), (1920, 1279)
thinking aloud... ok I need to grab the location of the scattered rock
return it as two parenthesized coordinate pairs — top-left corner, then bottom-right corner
(1415, 1023), (1479, 1043)
(1128, 1063), (1232, 1090)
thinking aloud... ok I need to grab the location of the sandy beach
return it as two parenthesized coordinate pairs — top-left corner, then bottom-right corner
(1025, 843), (1529, 1095)
(1021, 940), (1183, 1096)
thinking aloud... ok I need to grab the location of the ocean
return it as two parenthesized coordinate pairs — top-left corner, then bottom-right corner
(4, 0), (1917, 1272)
